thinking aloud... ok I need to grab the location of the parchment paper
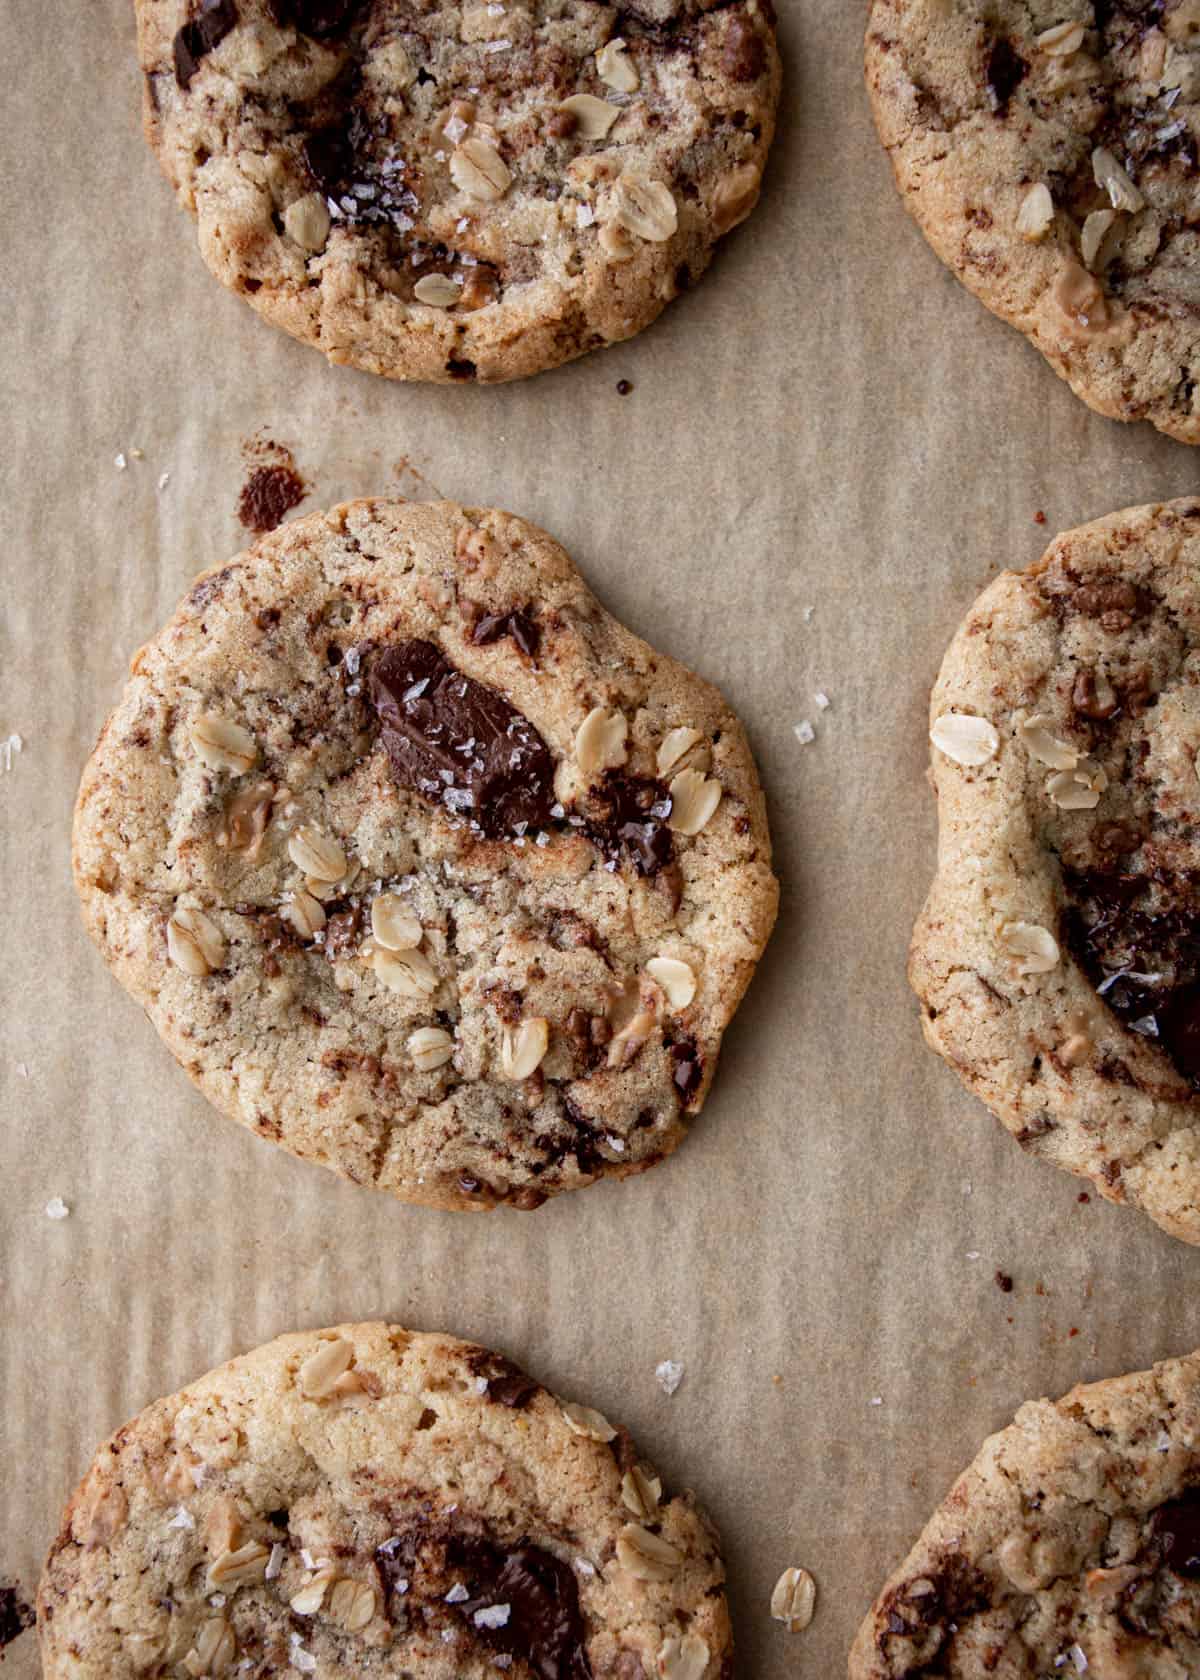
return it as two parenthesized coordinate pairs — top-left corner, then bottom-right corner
(6, 3), (1200, 1674)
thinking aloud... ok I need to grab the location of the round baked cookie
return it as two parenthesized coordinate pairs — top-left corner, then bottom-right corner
(910, 497), (1200, 1244)
(133, 0), (780, 383)
(865, 1), (1200, 445)
(72, 498), (777, 1210)
(851, 1347), (1200, 1678)
(38, 1322), (732, 1678)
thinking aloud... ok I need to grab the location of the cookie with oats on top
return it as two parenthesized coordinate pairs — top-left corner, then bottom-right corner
(38, 1322), (732, 1679)
(911, 497), (1200, 1244)
(133, 0), (780, 381)
(852, 1346), (1200, 1678)
(865, 1), (1200, 443)
(72, 497), (778, 1210)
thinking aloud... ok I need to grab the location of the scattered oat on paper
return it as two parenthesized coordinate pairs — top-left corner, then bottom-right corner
(44, 1196), (70, 1220)
(656, 1359), (684, 1396)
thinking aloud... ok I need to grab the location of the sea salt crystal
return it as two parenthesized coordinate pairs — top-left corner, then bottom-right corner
(290, 1634), (317, 1673)
(474, 1604), (511, 1629)
(656, 1359), (684, 1396)
(444, 114), (469, 144)
(1069, 1646), (1088, 1674)
(114, 452), (127, 470)
(168, 1506), (195, 1530)
(793, 720), (815, 745)
(446, 1583), (470, 1604)
(814, 691), (830, 710)
(45, 1196), (70, 1220)
(576, 203), (595, 227)
(266, 1543), (285, 1579)
(869, 1396), (883, 1407)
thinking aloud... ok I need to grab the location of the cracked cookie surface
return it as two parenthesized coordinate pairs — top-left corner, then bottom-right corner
(72, 498), (778, 1210)
(851, 1347), (1200, 1679)
(134, 0), (780, 381)
(911, 498), (1200, 1244)
(866, 0), (1200, 444)
(38, 1322), (732, 1679)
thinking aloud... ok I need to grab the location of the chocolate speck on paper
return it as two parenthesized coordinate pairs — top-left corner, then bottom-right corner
(0, 1585), (34, 1655)
(237, 436), (307, 534)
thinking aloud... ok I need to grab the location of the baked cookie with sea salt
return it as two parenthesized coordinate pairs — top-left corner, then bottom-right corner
(133, 0), (780, 382)
(851, 1346), (1200, 1678)
(73, 498), (777, 1210)
(911, 498), (1200, 1244)
(866, 1), (1200, 444)
(38, 1322), (732, 1678)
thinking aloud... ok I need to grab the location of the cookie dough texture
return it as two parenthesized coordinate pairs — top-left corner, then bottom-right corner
(911, 499), (1200, 1244)
(38, 1322), (733, 1678)
(851, 1348), (1200, 1678)
(865, 1), (1200, 444)
(134, 0), (780, 382)
(73, 498), (777, 1211)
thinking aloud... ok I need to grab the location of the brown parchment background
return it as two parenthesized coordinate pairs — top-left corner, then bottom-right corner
(6, 2), (1200, 1675)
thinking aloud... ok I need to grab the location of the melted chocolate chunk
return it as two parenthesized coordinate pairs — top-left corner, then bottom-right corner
(471, 607), (540, 658)
(670, 1038), (703, 1106)
(1063, 866), (1200, 1083)
(585, 772), (673, 878)
(0, 1586), (34, 1653)
(368, 640), (555, 839)
(446, 1534), (592, 1680)
(375, 1526), (591, 1680)
(465, 1347), (540, 1409)
(303, 111), (420, 229)
(539, 1098), (608, 1176)
(984, 37), (1027, 115)
(173, 0), (238, 87)
(270, 0), (360, 35)
(237, 464), (305, 534)
(1153, 1492), (1200, 1575)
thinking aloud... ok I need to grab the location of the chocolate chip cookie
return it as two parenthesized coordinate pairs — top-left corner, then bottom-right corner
(38, 1322), (732, 1678)
(72, 498), (778, 1210)
(851, 1346), (1200, 1678)
(910, 498), (1200, 1243)
(134, 0), (780, 382)
(865, 2), (1200, 445)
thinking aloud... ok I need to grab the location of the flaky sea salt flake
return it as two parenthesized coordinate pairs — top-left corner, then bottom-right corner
(656, 1359), (684, 1396)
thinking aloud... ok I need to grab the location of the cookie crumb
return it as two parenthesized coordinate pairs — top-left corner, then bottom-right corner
(1034, 510), (1047, 524)
(655, 1359), (684, 1396)
(616, 379), (633, 396)
(994, 1270), (1014, 1293)
(0, 1585), (34, 1654)
(1078, 1192), (1090, 1203)
(44, 1196), (69, 1220)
